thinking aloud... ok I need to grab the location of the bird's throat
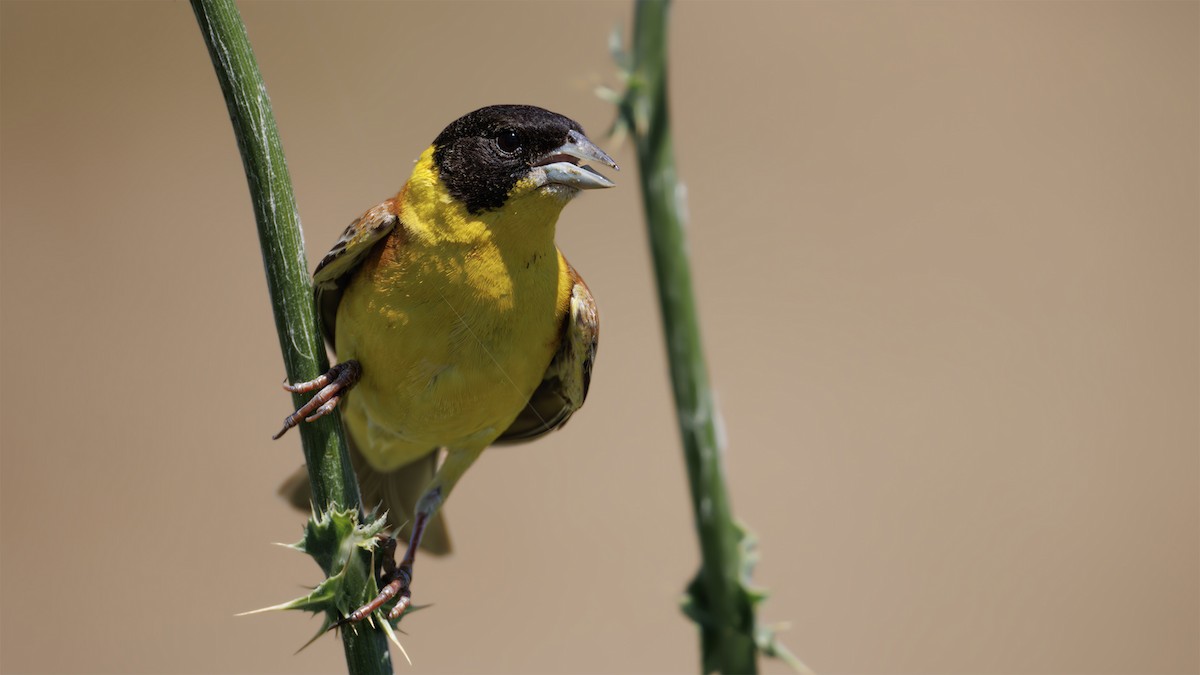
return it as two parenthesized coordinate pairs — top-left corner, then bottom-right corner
(399, 147), (567, 256)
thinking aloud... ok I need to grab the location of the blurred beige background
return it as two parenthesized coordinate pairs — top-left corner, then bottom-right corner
(2, 1), (1196, 673)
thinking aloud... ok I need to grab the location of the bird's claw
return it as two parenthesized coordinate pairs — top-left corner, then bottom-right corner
(336, 561), (414, 628)
(274, 360), (361, 439)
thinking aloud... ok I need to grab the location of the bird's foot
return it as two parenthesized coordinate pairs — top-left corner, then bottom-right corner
(337, 551), (414, 627)
(273, 360), (361, 439)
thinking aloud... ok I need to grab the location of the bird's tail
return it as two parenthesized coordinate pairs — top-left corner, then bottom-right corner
(278, 439), (452, 556)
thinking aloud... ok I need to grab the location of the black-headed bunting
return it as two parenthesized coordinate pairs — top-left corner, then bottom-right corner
(276, 105), (616, 624)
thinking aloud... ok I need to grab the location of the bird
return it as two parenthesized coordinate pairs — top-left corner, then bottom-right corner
(274, 104), (616, 623)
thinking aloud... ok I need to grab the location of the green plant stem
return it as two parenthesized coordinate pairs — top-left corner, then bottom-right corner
(617, 1), (758, 672)
(189, 1), (390, 672)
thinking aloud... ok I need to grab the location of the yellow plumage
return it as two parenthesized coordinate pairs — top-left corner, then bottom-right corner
(335, 147), (573, 472)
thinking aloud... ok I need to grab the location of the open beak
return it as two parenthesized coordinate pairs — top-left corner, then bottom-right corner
(532, 129), (619, 190)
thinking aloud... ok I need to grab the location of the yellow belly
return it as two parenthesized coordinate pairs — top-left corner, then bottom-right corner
(335, 229), (564, 472)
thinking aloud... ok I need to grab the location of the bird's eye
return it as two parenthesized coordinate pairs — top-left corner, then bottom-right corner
(496, 130), (522, 154)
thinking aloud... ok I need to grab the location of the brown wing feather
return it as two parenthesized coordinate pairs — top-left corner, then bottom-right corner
(495, 261), (599, 444)
(313, 199), (400, 349)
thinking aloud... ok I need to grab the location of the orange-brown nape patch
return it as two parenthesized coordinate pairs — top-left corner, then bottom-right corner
(365, 187), (409, 275)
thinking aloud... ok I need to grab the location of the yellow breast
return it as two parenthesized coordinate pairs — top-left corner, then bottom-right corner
(335, 148), (572, 472)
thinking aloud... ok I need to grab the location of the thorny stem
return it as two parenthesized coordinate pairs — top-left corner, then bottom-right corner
(189, 1), (390, 672)
(616, 1), (760, 673)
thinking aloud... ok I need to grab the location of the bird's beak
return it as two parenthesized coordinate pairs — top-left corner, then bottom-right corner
(532, 130), (619, 190)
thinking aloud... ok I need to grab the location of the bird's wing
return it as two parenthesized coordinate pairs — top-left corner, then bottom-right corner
(312, 199), (400, 348)
(495, 260), (599, 444)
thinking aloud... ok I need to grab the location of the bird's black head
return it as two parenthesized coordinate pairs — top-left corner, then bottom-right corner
(432, 105), (616, 215)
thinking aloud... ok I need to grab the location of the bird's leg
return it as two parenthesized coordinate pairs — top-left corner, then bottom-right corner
(273, 360), (361, 439)
(341, 446), (485, 625)
(336, 534), (410, 627)
(337, 494), (433, 626)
